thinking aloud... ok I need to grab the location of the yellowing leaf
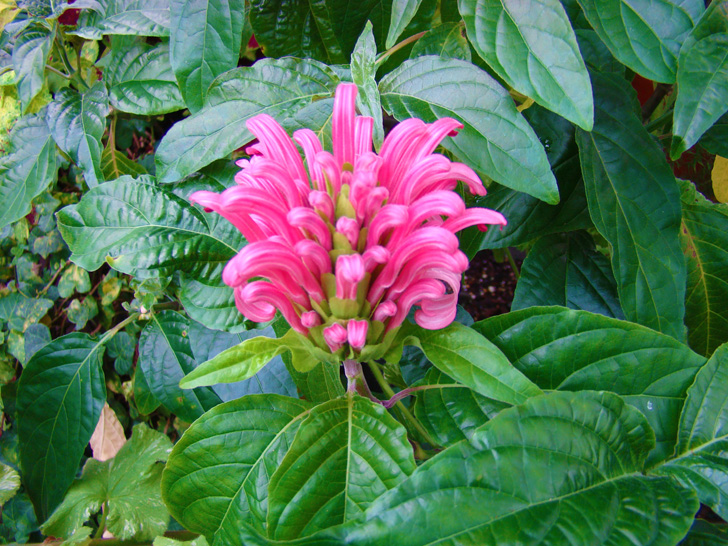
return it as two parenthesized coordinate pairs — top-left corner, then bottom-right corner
(0, 0), (18, 32)
(89, 403), (126, 462)
(713, 155), (728, 203)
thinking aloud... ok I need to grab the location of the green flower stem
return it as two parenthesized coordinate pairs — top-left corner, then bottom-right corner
(368, 361), (440, 448)
(344, 359), (379, 401)
(374, 31), (427, 68)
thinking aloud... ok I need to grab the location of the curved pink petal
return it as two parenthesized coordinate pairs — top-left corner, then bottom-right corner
(323, 322), (347, 352)
(332, 84), (357, 168)
(247, 114), (308, 185)
(442, 208), (507, 233)
(348, 319), (368, 349)
(236, 281), (307, 333)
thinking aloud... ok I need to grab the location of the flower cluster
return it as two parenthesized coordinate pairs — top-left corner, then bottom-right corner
(191, 84), (505, 361)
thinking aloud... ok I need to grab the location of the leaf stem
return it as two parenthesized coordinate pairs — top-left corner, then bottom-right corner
(645, 108), (673, 133)
(45, 65), (72, 79)
(368, 361), (440, 447)
(37, 260), (69, 297)
(94, 503), (108, 539)
(375, 31), (427, 68)
(96, 312), (140, 347)
(505, 248), (520, 280)
(381, 383), (466, 408)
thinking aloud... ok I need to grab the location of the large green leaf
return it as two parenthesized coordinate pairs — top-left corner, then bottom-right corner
(576, 71), (686, 340)
(100, 142), (148, 181)
(169, 0), (244, 112)
(0, 292), (53, 332)
(138, 311), (220, 423)
(178, 271), (245, 333)
(459, 0), (593, 129)
(0, 112), (57, 229)
(406, 322), (542, 406)
(74, 0), (171, 38)
(104, 40), (185, 115)
(474, 306), (706, 465)
(379, 56), (559, 204)
(266, 395), (416, 540)
(576, 0), (703, 83)
(11, 23), (50, 112)
(155, 57), (340, 182)
(699, 111), (728, 156)
(46, 83), (109, 188)
(351, 22), (384, 150)
(653, 343), (728, 520)
(385, 0), (423, 49)
(512, 231), (623, 318)
(409, 22), (471, 61)
(671, 0), (728, 158)
(679, 520), (728, 546)
(162, 395), (311, 540)
(679, 180), (728, 356)
(16, 333), (106, 520)
(56, 178), (243, 284)
(41, 424), (172, 541)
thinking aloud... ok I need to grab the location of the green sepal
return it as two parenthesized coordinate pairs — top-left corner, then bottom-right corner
(329, 298), (360, 319)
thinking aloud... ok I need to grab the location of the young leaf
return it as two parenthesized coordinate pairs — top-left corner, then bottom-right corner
(576, 71), (686, 340)
(459, 0), (593, 129)
(266, 395), (416, 540)
(11, 23), (50, 112)
(16, 333), (106, 520)
(379, 56), (559, 204)
(42, 424), (172, 541)
(162, 395), (311, 540)
(351, 22), (384, 150)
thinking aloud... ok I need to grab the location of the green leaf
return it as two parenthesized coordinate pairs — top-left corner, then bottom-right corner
(16, 333), (106, 520)
(42, 424), (171, 541)
(155, 57), (340, 182)
(75, 0), (171, 37)
(575, 0), (703, 83)
(133, 364), (161, 415)
(267, 395), (416, 540)
(0, 292), (52, 332)
(58, 265), (91, 300)
(672, 33), (728, 157)
(46, 83), (109, 188)
(138, 311), (220, 422)
(0, 112), (57, 229)
(473, 306), (706, 466)
(385, 0), (423, 49)
(413, 368), (508, 447)
(11, 23), (50, 112)
(678, 180), (728, 356)
(379, 56), (559, 204)
(56, 178), (243, 283)
(409, 22), (471, 61)
(653, 342), (728, 520)
(0, 492), (37, 544)
(407, 322), (543, 405)
(351, 22), (384, 150)
(0, 462), (20, 506)
(699, 111), (728, 156)
(161, 395), (311, 540)
(104, 40), (185, 116)
(311, 391), (697, 546)
(100, 143), (148, 180)
(679, 520), (728, 546)
(169, 0), (245, 112)
(575, 28), (624, 74)
(460, 0), (593, 129)
(178, 271), (246, 333)
(24, 323), (50, 363)
(512, 231), (624, 318)
(66, 297), (99, 330)
(576, 71), (686, 340)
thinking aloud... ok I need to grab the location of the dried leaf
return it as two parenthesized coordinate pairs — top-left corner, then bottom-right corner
(89, 403), (126, 461)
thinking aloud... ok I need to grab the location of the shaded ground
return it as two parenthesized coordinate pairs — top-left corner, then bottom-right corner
(459, 250), (522, 322)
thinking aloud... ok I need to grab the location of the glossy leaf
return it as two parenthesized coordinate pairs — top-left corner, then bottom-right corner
(100, 142), (147, 180)
(351, 22), (384, 150)
(576, 0), (703, 83)
(16, 333), (106, 520)
(267, 395), (416, 540)
(0, 462), (20, 506)
(178, 272), (246, 333)
(512, 230), (624, 318)
(679, 520), (728, 546)
(407, 321), (542, 405)
(46, 83), (109, 187)
(104, 40), (185, 115)
(700, 112), (728, 156)
(75, 0), (171, 38)
(138, 311), (220, 423)
(474, 306), (706, 465)
(379, 56), (559, 204)
(56, 178), (243, 283)
(460, 0), (593, 129)
(385, 0), (422, 48)
(409, 22), (471, 61)
(155, 57), (340, 182)
(679, 182), (728, 356)
(413, 368), (508, 446)
(133, 364), (161, 415)
(11, 23), (50, 112)
(162, 395), (311, 540)
(671, 5), (728, 159)
(654, 343), (728, 520)
(0, 112), (57, 229)
(170, 0), (245, 112)
(42, 424), (171, 541)
(576, 71), (686, 340)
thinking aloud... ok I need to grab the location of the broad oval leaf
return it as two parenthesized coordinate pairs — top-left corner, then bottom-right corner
(11, 23), (50, 111)
(576, 71), (686, 340)
(16, 333), (106, 520)
(653, 342), (728, 520)
(162, 395), (311, 540)
(408, 321), (542, 406)
(679, 520), (728, 546)
(104, 40), (185, 115)
(459, 0), (593, 129)
(473, 306), (706, 465)
(73, 0), (170, 38)
(576, 0), (703, 83)
(409, 22), (471, 61)
(169, 0), (245, 112)
(155, 57), (340, 182)
(379, 56), (559, 204)
(385, 0), (423, 49)
(699, 112), (728, 157)
(46, 83), (109, 187)
(266, 395), (416, 540)
(138, 311), (220, 423)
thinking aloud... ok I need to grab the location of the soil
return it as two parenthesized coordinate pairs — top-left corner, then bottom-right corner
(459, 249), (522, 322)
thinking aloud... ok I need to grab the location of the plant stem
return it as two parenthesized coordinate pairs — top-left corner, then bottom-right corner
(645, 108), (674, 133)
(37, 260), (69, 297)
(381, 383), (465, 408)
(375, 31), (427, 68)
(343, 359), (379, 401)
(368, 361), (440, 448)
(505, 248), (520, 280)
(45, 65), (72, 79)
(96, 313), (140, 347)
(94, 504), (108, 539)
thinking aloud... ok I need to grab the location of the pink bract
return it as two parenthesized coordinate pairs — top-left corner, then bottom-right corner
(191, 83), (506, 359)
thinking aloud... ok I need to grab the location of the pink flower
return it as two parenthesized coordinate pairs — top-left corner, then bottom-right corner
(191, 83), (506, 359)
